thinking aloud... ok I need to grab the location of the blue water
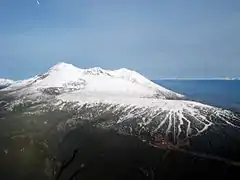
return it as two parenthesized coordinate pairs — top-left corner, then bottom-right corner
(154, 80), (240, 111)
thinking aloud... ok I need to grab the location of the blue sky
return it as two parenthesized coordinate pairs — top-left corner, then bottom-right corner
(0, 0), (239, 80)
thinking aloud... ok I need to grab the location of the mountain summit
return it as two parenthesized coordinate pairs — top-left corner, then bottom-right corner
(5, 62), (184, 99)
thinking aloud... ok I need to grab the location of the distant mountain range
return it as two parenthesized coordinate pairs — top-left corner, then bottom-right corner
(155, 77), (240, 80)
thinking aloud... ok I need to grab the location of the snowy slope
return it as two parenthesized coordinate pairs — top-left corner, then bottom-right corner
(5, 62), (184, 99)
(56, 90), (240, 142)
(0, 78), (15, 86)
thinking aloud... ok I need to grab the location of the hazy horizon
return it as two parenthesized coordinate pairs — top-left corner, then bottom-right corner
(1, 63), (240, 81)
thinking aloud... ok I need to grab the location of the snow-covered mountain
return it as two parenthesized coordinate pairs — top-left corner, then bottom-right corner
(0, 78), (15, 87)
(2, 62), (240, 145)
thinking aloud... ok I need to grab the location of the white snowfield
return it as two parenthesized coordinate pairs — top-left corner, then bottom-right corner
(0, 78), (15, 86)
(3, 62), (240, 141)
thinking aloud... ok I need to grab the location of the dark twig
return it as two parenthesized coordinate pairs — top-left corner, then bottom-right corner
(55, 149), (79, 180)
(68, 167), (85, 180)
